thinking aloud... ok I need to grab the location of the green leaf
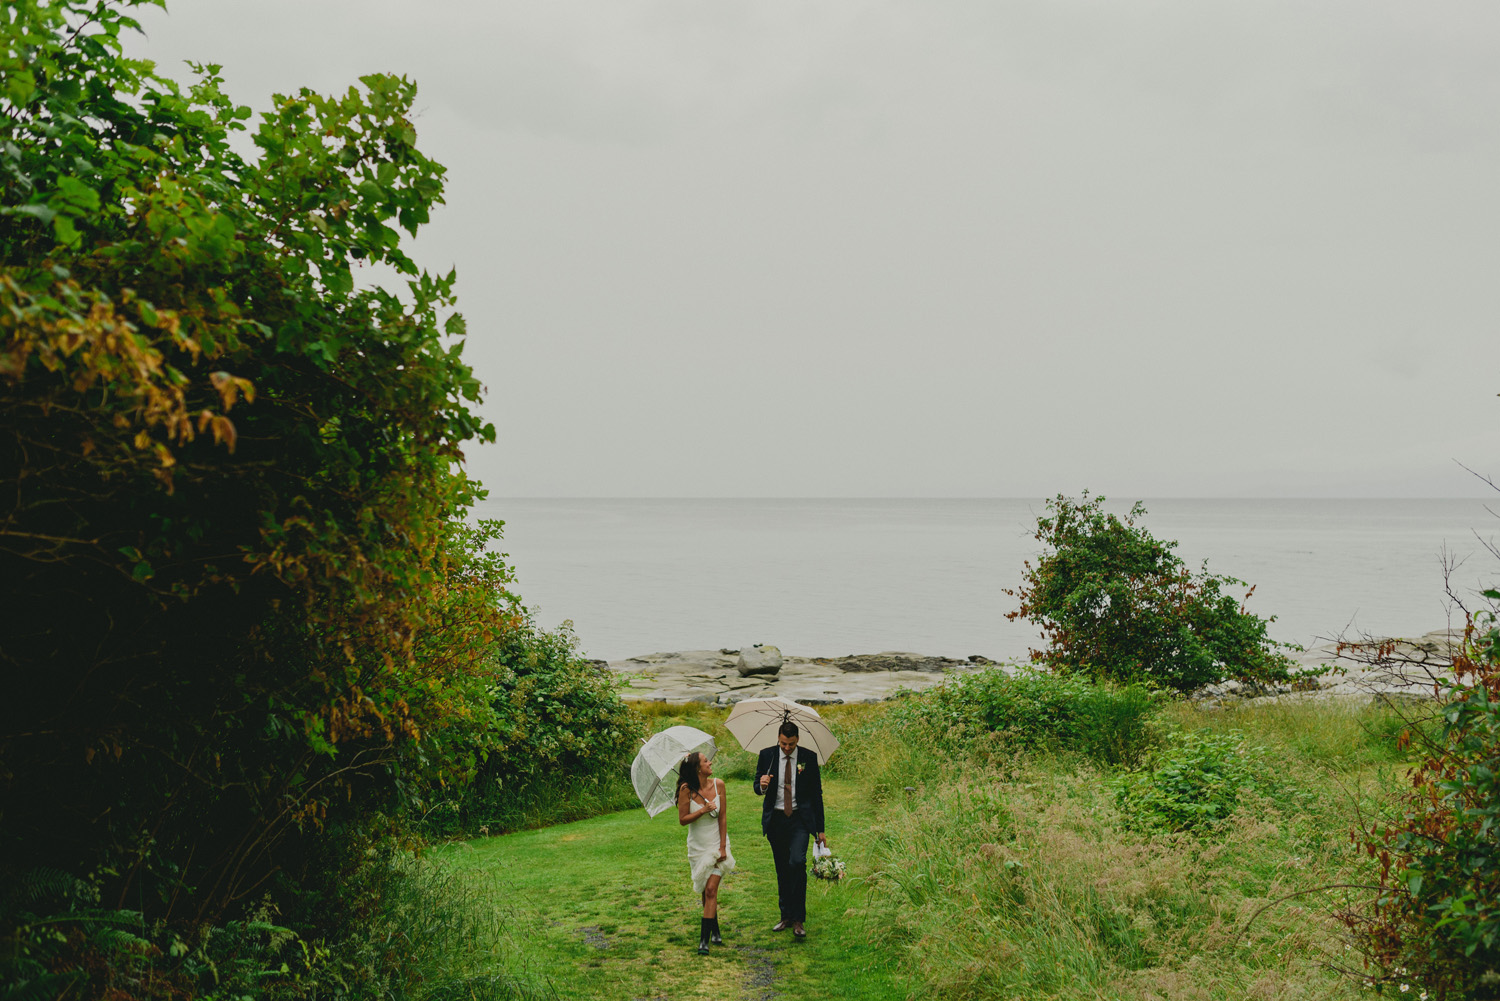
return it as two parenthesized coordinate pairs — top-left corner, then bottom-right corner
(52, 215), (81, 247)
(2, 203), (57, 224)
(52, 175), (101, 213)
(322, 262), (353, 297)
(4, 69), (35, 105)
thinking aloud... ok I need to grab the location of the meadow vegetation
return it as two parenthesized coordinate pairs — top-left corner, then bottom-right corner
(448, 680), (1452, 1001)
(835, 685), (1425, 999)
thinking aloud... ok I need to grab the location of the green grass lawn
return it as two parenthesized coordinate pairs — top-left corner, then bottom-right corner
(439, 774), (911, 1001)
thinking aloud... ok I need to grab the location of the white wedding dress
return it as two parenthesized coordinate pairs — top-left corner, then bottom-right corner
(686, 783), (735, 894)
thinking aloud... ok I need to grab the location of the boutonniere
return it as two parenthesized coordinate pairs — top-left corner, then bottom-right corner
(796, 763), (806, 774)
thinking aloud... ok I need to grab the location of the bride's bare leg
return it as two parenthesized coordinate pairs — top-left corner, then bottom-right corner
(703, 873), (721, 919)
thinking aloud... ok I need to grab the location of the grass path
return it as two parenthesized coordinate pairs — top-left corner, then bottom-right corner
(439, 775), (911, 1001)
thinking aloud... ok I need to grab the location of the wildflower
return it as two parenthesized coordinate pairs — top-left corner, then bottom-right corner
(1400, 986), (1409, 994)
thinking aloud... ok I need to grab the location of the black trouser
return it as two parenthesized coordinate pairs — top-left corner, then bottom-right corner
(765, 811), (810, 923)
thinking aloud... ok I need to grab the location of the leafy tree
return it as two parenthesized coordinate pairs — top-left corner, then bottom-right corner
(1005, 493), (1298, 692)
(0, 0), (512, 927)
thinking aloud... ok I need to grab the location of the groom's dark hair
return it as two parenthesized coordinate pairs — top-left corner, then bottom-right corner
(779, 720), (799, 739)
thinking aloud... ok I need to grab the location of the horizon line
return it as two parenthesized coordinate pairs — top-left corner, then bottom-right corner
(475, 494), (1496, 502)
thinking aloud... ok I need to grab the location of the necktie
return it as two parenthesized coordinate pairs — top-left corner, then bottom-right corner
(783, 754), (793, 816)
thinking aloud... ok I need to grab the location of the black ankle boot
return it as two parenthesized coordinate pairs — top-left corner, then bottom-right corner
(697, 917), (710, 954)
(709, 917), (723, 945)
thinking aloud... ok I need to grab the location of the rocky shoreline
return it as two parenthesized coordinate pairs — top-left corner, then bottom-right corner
(599, 629), (1470, 707)
(600, 646), (986, 705)
(1196, 627), (1468, 708)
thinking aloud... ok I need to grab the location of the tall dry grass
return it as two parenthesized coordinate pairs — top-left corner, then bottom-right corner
(841, 696), (1415, 1000)
(1161, 697), (1423, 773)
(861, 764), (1376, 999)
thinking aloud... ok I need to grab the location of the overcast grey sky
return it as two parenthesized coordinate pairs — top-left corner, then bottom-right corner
(126, 1), (1499, 497)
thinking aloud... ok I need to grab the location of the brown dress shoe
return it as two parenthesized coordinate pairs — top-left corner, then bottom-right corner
(771, 919), (790, 932)
(792, 922), (806, 938)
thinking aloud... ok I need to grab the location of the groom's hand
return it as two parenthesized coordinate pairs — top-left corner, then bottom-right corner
(758, 773), (770, 791)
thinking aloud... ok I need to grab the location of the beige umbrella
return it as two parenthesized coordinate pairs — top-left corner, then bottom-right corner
(723, 696), (839, 764)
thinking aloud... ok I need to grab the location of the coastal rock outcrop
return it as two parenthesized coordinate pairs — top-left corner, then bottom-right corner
(609, 647), (994, 705)
(1191, 628), (1468, 708)
(604, 628), (1471, 709)
(814, 651), (969, 673)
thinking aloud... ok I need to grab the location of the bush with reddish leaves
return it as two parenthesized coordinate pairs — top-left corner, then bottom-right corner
(1347, 600), (1500, 999)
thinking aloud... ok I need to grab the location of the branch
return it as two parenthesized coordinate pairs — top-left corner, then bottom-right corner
(1237, 884), (1390, 942)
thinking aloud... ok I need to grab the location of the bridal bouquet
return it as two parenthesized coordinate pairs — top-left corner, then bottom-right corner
(812, 854), (845, 880)
(811, 842), (845, 881)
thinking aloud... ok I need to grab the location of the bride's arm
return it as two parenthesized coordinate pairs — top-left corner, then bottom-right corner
(717, 779), (728, 854)
(678, 783), (709, 826)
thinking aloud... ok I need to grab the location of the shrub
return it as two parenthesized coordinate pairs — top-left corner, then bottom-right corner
(878, 667), (1163, 768)
(1006, 493), (1301, 692)
(1347, 600), (1500, 998)
(1114, 729), (1278, 832)
(823, 703), (949, 805)
(423, 616), (645, 836)
(0, 850), (537, 1001)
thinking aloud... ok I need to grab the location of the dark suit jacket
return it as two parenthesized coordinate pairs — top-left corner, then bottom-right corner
(752, 745), (825, 836)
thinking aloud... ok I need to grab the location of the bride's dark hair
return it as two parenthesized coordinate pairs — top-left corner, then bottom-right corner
(677, 751), (703, 795)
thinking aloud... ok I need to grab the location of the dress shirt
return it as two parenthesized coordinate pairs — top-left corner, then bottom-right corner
(773, 750), (797, 812)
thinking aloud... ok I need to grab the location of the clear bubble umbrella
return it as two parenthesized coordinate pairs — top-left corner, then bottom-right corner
(630, 725), (718, 817)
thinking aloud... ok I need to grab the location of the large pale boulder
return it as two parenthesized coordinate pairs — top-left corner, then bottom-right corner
(736, 643), (784, 677)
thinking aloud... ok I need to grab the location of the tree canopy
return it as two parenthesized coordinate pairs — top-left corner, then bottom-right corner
(1, 0), (517, 924)
(1006, 493), (1299, 692)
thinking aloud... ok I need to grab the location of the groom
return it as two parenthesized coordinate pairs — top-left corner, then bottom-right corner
(752, 720), (825, 939)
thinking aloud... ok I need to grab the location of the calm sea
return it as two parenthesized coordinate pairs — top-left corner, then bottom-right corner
(472, 498), (1499, 663)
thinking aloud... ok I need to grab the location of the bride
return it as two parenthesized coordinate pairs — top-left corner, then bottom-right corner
(677, 751), (734, 954)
